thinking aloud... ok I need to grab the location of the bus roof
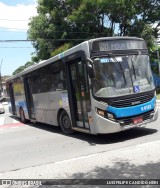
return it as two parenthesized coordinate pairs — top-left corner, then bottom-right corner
(6, 40), (89, 82)
(6, 36), (143, 82)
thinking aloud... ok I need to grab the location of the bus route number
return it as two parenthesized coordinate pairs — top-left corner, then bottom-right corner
(141, 105), (152, 112)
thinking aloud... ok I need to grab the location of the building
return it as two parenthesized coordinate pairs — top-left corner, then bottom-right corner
(0, 76), (10, 99)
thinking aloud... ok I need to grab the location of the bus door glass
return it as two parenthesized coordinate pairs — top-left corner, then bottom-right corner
(9, 83), (17, 115)
(24, 77), (35, 119)
(68, 58), (90, 129)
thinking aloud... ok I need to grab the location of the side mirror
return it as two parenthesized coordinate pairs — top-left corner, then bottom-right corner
(88, 64), (95, 78)
(87, 58), (95, 78)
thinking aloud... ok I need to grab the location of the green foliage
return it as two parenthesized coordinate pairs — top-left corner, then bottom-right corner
(13, 0), (160, 74)
(28, 0), (160, 52)
(24, 61), (34, 68)
(150, 46), (160, 75)
(51, 43), (73, 57)
(12, 61), (35, 75)
(12, 66), (25, 75)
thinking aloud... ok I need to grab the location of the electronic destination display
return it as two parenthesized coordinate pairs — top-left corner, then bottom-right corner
(92, 40), (147, 51)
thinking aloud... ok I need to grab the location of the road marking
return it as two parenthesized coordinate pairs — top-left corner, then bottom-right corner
(54, 153), (97, 165)
(0, 117), (5, 126)
(11, 126), (19, 129)
(0, 123), (26, 130)
(13, 119), (20, 124)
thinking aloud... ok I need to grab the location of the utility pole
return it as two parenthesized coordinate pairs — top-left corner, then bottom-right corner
(0, 59), (3, 97)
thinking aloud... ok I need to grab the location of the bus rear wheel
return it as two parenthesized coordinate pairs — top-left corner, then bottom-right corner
(20, 108), (26, 123)
(59, 111), (75, 135)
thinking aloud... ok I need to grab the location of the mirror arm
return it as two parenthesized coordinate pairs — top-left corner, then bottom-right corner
(87, 57), (93, 66)
(87, 58), (95, 78)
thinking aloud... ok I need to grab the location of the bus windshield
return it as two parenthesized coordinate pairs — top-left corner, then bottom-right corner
(92, 54), (155, 98)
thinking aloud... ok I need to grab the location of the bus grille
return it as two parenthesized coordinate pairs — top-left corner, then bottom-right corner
(118, 110), (154, 126)
(111, 93), (154, 108)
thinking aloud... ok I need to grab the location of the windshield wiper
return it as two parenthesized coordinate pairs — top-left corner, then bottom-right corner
(131, 51), (141, 80)
(118, 61), (127, 85)
(131, 58), (136, 79)
(109, 53), (127, 85)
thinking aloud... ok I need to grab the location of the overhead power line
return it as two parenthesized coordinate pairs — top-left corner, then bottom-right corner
(0, 39), (88, 42)
(0, 40), (33, 42)
(0, 46), (33, 48)
(0, 19), (28, 21)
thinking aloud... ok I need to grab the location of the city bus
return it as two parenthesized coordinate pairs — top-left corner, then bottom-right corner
(6, 37), (158, 134)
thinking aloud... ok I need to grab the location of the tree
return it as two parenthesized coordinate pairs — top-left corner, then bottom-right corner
(150, 45), (160, 74)
(12, 61), (35, 75)
(12, 0), (160, 75)
(12, 66), (25, 75)
(28, 0), (73, 60)
(27, 0), (160, 58)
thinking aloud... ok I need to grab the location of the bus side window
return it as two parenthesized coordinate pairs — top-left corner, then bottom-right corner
(13, 78), (24, 96)
(30, 71), (41, 94)
(50, 62), (66, 91)
(39, 66), (51, 93)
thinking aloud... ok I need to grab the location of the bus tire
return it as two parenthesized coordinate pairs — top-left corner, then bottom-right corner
(59, 110), (75, 135)
(20, 108), (26, 123)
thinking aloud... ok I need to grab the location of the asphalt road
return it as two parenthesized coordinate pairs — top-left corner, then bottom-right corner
(0, 105), (159, 174)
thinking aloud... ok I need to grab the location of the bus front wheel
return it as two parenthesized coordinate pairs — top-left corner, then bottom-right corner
(59, 111), (75, 135)
(20, 108), (26, 123)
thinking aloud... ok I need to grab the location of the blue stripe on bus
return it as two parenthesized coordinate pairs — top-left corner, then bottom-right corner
(16, 101), (27, 108)
(107, 97), (156, 118)
(15, 101), (28, 113)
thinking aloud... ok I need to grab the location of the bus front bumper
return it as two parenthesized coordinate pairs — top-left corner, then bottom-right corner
(94, 107), (158, 134)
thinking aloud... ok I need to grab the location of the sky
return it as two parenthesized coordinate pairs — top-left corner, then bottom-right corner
(0, 1), (159, 77)
(0, 0), (37, 76)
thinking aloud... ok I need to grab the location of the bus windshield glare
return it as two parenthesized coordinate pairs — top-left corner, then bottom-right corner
(92, 54), (155, 98)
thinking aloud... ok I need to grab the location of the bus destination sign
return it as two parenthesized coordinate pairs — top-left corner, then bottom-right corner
(92, 40), (146, 51)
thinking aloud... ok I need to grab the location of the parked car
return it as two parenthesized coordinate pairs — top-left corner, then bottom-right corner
(0, 97), (9, 105)
(0, 103), (5, 114)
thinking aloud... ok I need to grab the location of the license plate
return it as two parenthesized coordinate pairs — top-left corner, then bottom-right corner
(132, 116), (143, 124)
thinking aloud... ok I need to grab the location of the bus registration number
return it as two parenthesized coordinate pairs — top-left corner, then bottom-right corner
(132, 116), (143, 124)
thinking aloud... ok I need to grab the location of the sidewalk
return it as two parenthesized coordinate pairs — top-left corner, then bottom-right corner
(0, 140), (160, 180)
(157, 100), (160, 108)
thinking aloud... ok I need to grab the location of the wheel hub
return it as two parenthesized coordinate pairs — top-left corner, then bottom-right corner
(63, 116), (70, 129)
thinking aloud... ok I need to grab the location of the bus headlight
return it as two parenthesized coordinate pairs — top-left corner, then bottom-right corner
(107, 113), (116, 121)
(107, 113), (114, 119)
(96, 108), (115, 121)
(97, 108), (105, 117)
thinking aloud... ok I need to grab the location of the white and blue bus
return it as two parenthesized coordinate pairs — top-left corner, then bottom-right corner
(6, 37), (158, 134)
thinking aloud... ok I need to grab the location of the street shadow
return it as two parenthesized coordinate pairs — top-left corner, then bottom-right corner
(9, 115), (158, 145)
(22, 121), (158, 146)
(7, 161), (160, 188)
(46, 161), (160, 188)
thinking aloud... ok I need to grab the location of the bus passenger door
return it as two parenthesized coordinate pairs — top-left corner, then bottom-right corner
(24, 77), (35, 119)
(9, 83), (17, 115)
(68, 57), (91, 130)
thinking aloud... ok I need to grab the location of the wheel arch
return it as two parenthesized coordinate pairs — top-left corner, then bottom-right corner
(57, 108), (67, 126)
(57, 108), (75, 134)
